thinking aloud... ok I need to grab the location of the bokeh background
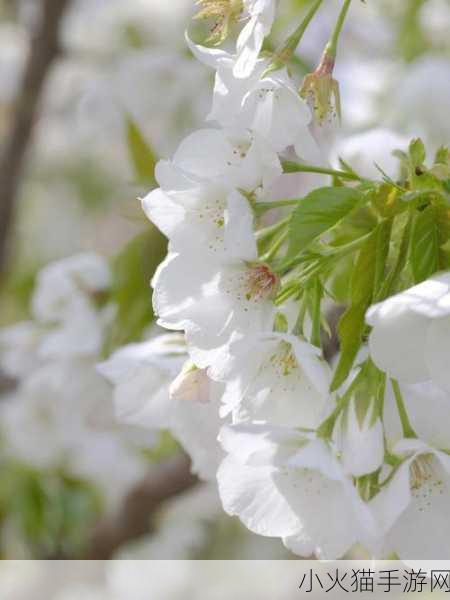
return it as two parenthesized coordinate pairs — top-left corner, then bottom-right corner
(0, 0), (449, 559)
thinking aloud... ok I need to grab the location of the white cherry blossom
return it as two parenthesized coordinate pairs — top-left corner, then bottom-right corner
(97, 333), (186, 429)
(239, 68), (319, 158)
(186, 36), (318, 158)
(152, 127), (282, 194)
(217, 424), (376, 558)
(98, 336), (225, 480)
(371, 439), (450, 559)
(0, 254), (115, 375)
(0, 360), (148, 511)
(31, 252), (111, 323)
(142, 183), (255, 259)
(30, 253), (113, 359)
(366, 272), (450, 390)
(152, 249), (278, 368)
(209, 331), (331, 428)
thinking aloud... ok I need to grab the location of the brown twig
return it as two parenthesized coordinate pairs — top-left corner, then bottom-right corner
(0, 371), (17, 396)
(0, 0), (72, 282)
(86, 453), (198, 559)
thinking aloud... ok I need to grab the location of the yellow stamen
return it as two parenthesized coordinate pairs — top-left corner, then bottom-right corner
(194, 0), (244, 45)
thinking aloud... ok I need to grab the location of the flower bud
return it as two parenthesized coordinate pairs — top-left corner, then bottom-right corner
(170, 361), (211, 404)
(300, 50), (341, 126)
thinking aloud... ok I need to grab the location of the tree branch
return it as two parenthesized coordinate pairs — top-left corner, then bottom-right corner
(86, 453), (198, 559)
(0, 371), (17, 396)
(0, 0), (72, 281)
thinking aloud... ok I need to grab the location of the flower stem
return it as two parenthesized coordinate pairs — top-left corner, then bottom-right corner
(327, 0), (352, 58)
(256, 215), (290, 242)
(283, 0), (324, 54)
(263, 0), (324, 76)
(391, 379), (417, 439)
(282, 160), (362, 181)
(262, 229), (289, 262)
(254, 198), (301, 214)
(276, 230), (372, 275)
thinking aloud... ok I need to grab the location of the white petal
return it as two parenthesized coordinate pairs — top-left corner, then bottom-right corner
(151, 251), (216, 331)
(112, 365), (173, 429)
(171, 377), (225, 481)
(211, 333), (329, 428)
(224, 190), (257, 261)
(234, 18), (265, 79)
(172, 128), (235, 179)
(381, 456), (450, 558)
(97, 337), (184, 384)
(425, 316), (450, 392)
(280, 461), (372, 558)
(218, 423), (302, 466)
(217, 455), (302, 537)
(370, 458), (413, 535)
(338, 400), (385, 477)
(141, 187), (185, 240)
(367, 300), (430, 383)
(154, 159), (198, 191)
(367, 274), (450, 322)
(185, 33), (232, 69)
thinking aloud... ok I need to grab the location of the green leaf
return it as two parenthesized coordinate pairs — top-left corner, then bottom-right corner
(373, 220), (392, 299)
(410, 206), (439, 283)
(331, 224), (388, 391)
(407, 138), (444, 191)
(305, 278), (323, 348)
(288, 186), (364, 257)
(409, 138), (426, 167)
(435, 146), (450, 165)
(108, 228), (167, 349)
(331, 306), (366, 393)
(437, 205), (450, 269)
(126, 118), (157, 185)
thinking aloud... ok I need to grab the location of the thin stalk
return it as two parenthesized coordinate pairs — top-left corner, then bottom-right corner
(282, 160), (362, 181)
(391, 379), (417, 439)
(274, 281), (301, 305)
(256, 215), (290, 242)
(276, 230), (373, 275)
(263, 0), (324, 76)
(262, 229), (289, 262)
(283, 0), (324, 54)
(321, 230), (374, 258)
(254, 198), (301, 214)
(327, 0), (352, 58)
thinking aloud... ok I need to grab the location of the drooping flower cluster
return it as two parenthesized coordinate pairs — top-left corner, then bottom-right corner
(102, 1), (450, 559)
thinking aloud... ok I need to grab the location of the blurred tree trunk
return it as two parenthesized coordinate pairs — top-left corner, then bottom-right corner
(0, 0), (71, 282)
(86, 453), (198, 559)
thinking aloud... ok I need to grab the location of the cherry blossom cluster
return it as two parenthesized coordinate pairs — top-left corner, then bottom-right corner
(0, 254), (156, 516)
(100, 1), (450, 559)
